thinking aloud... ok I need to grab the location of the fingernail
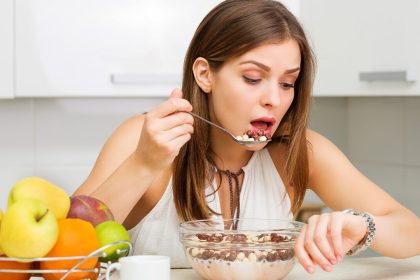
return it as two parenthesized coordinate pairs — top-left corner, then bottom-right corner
(307, 266), (315, 274)
(322, 264), (333, 272)
(329, 258), (337, 265)
(336, 255), (342, 262)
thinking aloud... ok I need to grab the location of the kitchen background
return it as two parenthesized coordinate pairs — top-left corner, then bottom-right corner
(1, 0), (419, 244)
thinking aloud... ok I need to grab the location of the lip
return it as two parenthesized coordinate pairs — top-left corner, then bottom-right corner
(250, 116), (276, 134)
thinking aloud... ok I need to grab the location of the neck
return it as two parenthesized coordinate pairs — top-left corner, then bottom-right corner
(211, 128), (254, 172)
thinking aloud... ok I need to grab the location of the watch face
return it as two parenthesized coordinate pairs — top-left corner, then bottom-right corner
(353, 209), (362, 216)
(342, 208), (357, 215)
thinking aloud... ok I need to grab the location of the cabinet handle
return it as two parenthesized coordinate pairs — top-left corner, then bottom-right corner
(359, 71), (416, 82)
(110, 73), (181, 85)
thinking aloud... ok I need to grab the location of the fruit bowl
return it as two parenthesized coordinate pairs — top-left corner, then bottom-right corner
(0, 240), (132, 280)
(179, 218), (303, 280)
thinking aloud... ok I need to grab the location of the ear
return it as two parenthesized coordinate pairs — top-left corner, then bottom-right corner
(192, 57), (213, 94)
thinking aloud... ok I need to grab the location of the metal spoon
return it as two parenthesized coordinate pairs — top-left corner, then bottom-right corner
(188, 112), (271, 146)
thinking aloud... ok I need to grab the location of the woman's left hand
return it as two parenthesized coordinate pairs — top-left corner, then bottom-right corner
(294, 212), (367, 274)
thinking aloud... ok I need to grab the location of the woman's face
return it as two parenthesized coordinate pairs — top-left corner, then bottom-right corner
(208, 39), (301, 148)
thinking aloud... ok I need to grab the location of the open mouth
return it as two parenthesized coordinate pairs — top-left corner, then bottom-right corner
(250, 117), (275, 133)
(250, 121), (273, 132)
(235, 117), (276, 142)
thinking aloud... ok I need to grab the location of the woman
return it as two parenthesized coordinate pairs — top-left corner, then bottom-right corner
(75, 0), (420, 273)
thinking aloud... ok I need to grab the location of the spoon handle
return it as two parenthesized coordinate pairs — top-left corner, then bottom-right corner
(188, 112), (235, 138)
(188, 111), (271, 146)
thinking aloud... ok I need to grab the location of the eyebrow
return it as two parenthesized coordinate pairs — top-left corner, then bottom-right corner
(239, 60), (300, 74)
(284, 67), (301, 74)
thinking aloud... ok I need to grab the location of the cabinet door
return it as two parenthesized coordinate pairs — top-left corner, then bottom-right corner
(301, 0), (420, 96)
(15, 0), (221, 97)
(0, 0), (14, 99)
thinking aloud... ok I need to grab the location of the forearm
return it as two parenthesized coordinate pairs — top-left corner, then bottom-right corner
(372, 208), (420, 258)
(88, 153), (160, 223)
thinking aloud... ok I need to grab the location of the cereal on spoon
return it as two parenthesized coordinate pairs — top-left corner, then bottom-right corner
(236, 129), (272, 142)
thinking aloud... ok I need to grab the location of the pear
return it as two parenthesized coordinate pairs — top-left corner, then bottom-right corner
(0, 199), (58, 258)
(8, 177), (70, 220)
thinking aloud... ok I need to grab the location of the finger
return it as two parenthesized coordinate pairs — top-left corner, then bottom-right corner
(330, 212), (344, 261)
(170, 88), (183, 98)
(295, 224), (316, 274)
(157, 123), (194, 143)
(151, 91), (192, 118)
(155, 112), (194, 132)
(314, 214), (337, 264)
(305, 215), (333, 272)
(167, 132), (192, 154)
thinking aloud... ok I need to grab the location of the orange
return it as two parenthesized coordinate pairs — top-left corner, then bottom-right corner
(40, 218), (100, 280)
(86, 261), (101, 280)
(0, 258), (33, 280)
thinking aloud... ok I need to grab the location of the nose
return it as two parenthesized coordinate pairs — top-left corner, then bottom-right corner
(260, 82), (282, 108)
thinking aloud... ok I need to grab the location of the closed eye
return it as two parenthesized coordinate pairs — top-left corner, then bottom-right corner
(280, 82), (294, 89)
(243, 76), (261, 85)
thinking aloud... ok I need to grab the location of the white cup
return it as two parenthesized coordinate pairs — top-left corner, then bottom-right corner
(105, 255), (170, 280)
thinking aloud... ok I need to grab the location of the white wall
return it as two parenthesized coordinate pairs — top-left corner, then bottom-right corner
(307, 97), (420, 217)
(1, 97), (419, 217)
(0, 98), (163, 209)
(347, 97), (420, 216)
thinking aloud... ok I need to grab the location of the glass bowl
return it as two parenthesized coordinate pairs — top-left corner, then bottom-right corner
(179, 218), (303, 280)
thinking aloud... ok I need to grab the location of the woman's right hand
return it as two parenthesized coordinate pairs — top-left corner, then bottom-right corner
(135, 88), (194, 171)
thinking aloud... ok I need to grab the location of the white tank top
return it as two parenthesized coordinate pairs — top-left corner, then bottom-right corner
(128, 149), (293, 268)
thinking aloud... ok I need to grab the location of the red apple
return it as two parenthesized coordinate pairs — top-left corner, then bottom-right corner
(67, 195), (114, 226)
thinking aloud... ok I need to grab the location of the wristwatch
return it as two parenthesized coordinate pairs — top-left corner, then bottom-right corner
(342, 208), (376, 256)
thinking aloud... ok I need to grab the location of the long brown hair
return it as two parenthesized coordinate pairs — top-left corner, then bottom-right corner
(173, 0), (315, 221)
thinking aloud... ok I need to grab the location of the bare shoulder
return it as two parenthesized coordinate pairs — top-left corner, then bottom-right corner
(306, 128), (335, 153)
(305, 129), (345, 176)
(268, 129), (339, 177)
(305, 128), (360, 182)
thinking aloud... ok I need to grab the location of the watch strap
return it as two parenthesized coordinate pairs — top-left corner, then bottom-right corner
(342, 209), (376, 256)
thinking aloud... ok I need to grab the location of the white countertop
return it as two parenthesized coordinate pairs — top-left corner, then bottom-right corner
(28, 255), (420, 279)
(169, 256), (420, 280)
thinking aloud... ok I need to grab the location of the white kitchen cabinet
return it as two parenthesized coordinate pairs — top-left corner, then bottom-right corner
(14, 0), (299, 98)
(301, 0), (420, 96)
(0, 0), (14, 99)
(15, 0), (221, 98)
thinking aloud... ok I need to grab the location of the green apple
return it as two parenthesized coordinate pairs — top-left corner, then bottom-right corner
(95, 221), (131, 262)
(8, 177), (70, 220)
(0, 199), (58, 258)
